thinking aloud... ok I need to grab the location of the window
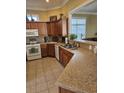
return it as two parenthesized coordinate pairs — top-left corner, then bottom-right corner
(71, 17), (86, 40)
(26, 14), (39, 21)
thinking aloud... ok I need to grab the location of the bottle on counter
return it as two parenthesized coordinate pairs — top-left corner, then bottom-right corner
(65, 37), (68, 44)
(93, 46), (97, 54)
(89, 45), (92, 50)
(76, 43), (80, 48)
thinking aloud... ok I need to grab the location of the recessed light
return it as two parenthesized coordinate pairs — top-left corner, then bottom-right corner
(46, 0), (49, 3)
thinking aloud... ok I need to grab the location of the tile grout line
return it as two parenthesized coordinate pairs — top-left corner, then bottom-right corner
(27, 58), (64, 93)
(42, 60), (50, 93)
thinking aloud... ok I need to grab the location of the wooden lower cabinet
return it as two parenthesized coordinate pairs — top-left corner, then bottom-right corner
(59, 87), (75, 93)
(47, 44), (55, 57)
(59, 47), (73, 67)
(41, 44), (55, 57)
(40, 44), (47, 58)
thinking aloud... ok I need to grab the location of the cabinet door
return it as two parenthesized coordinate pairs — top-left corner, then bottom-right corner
(65, 50), (73, 66)
(47, 22), (52, 36)
(47, 22), (59, 36)
(26, 22), (31, 29)
(50, 22), (55, 36)
(62, 18), (67, 36)
(41, 44), (47, 57)
(57, 19), (67, 36)
(47, 44), (55, 57)
(59, 47), (73, 67)
(30, 22), (38, 29)
(38, 22), (47, 36)
(62, 52), (69, 67)
(59, 47), (63, 64)
(57, 20), (62, 36)
(54, 21), (60, 36)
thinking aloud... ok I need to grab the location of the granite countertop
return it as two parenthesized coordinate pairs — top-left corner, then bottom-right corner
(40, 42), (57, 44)
(26, 42), (57, 45)
(55, 45), (97, 93)
(74, 40), (97, 46)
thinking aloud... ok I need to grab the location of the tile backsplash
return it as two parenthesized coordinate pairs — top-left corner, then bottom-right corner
(44, 36), (65, 42)
(26, 36), (44, 43)
(26, 36), (65, 43)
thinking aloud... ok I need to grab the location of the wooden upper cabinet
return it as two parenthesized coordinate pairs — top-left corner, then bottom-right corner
(47, 18), (67, 36)
(30, 22), (38, 29)
(57, 20), (62, 36)
(50, 22), (56, 36)
(61, 18), (67, 36)
(47, 22), (52, 36)
(26, 18), (67, 36)
(26, 22), (31, 29)
(26, 22), (38, 29)
(38, 22), (47, 36)
(26, 22), (47, 36)
(47, 22), (57, 36)
(56, 19), (67, 36)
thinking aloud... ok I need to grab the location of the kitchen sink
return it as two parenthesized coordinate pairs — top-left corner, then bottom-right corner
(61, 44), (78, 50)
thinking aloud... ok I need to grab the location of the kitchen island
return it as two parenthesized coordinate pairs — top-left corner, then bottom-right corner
(55, 43), (97, 93)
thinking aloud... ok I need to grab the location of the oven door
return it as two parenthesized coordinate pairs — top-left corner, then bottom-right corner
(26, 45), (41, 57)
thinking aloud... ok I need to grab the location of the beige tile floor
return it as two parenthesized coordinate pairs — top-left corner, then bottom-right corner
(26, 57), (64, 93)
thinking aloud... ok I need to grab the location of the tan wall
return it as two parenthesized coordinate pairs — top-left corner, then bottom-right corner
(46, 8), (62, 21)
(72, 14), (97, 38)
(86, 15), (97, 38)
(26, 0), (88, 22)
(26, 10), (48, 22)
(61, 0), (87, 16)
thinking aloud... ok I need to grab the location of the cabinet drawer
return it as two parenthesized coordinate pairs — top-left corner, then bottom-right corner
(40, 44), (47, 48)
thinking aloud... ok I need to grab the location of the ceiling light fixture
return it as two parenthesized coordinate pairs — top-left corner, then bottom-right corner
(46, 0), (49, 3)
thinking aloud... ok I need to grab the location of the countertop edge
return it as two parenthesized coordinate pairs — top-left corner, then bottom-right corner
(74, 40), (97, 45)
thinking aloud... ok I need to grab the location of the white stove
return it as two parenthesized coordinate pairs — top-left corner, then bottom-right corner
(26, 29), (42, 61)
(26, 44), (41, 60)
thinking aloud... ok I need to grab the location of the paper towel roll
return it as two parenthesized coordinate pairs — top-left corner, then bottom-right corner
(65, 37), (68, 44)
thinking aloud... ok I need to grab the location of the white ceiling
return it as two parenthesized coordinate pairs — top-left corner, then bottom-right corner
(73, 1), (97, 14)
(26, 0), (69, 11)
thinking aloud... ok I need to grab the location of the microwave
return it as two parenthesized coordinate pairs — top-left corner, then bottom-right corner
(26, 29), (39, 37)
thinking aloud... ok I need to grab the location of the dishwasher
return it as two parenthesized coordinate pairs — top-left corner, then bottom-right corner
(55, 45), (59, 61)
